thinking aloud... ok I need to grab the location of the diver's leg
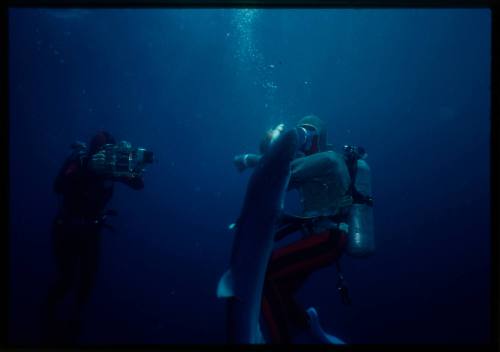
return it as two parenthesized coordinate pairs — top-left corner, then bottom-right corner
(262, 275), (309, 343)
(267, 230), (346, 281)
(77, 230), (100, 307)
(262, 280), (292, 343)
(261, 230), (347, 343)
(41, 222), (78, 343)
(65, 228), (100, 343)
(76, 229), (101, 315)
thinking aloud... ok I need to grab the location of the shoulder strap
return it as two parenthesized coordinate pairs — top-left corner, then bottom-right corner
(343, 145), (373, 206)
(343, 145), (360, 195)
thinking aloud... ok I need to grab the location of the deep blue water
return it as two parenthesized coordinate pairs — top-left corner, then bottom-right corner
(8, 8), (491, 344)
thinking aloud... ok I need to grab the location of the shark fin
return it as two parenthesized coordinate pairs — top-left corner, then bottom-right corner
(228, 216), (242, 232)
(217, 269), (235, 298)
(307, 307), (346, 345)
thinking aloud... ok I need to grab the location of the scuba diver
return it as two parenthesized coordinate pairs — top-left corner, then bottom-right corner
(232, 115), (375, 344)
(41, 131), (154, 344)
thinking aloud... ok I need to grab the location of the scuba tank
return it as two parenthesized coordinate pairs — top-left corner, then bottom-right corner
(343, 146), (375, 258)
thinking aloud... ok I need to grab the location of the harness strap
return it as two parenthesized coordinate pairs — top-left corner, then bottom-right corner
(344, 146), (373, 206)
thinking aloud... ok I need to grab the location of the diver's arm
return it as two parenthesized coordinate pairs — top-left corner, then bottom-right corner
(233, 153), (261, 172)
(112, 175), (144, 190)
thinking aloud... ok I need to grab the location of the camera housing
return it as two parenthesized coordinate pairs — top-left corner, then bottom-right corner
(100, 142), (154, 178)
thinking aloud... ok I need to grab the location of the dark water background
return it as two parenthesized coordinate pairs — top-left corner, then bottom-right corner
(8, 8), (491, 344)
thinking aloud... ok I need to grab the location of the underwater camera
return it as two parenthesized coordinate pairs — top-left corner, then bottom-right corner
(101, 141), (154, 178)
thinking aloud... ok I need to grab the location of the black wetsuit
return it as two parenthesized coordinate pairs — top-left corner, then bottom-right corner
(43, 147), (143, 342)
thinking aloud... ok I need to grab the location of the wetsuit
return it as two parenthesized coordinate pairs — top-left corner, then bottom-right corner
(43, 145), (143, 341)
(261, 150), (353, 343)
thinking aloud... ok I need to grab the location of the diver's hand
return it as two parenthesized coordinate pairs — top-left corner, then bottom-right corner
(89, 150), (109, 175)
(338, 222), (349, 235)
(233, 154), (248, 172)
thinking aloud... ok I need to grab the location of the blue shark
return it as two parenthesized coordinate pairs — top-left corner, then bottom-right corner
(217, 128), (300, 343)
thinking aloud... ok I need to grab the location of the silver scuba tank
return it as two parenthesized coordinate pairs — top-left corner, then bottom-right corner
(346, 159), (375, 257)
